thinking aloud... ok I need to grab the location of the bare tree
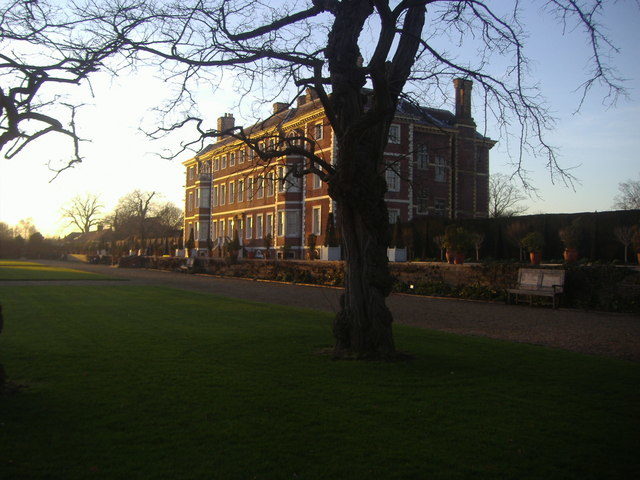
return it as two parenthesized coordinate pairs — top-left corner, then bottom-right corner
(0, 0), (125, 176)
(612, 174), (640, 210)
(489, 173), (528, 218)
(614, 225), (636, 264)
(471, 233), (485, 262)
(1, 1), (631, 358)
(14, 218), (37, 239)
(61, 194), (103, 233)
(109, 190), (157, 242)
(0, 222), (14, 241)
(154, 202), (184, 236)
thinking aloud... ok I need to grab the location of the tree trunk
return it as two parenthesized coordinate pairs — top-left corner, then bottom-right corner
(330, 133), (396, 359)
(0, 304), (5, 390)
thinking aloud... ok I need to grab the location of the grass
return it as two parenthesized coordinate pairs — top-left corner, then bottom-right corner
(0, 263), (114, 280)
(0, 285), (638, 480)
(0, 260), (42, 266)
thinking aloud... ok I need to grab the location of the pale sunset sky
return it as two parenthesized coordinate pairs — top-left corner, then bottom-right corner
(1, 1), (638, 237)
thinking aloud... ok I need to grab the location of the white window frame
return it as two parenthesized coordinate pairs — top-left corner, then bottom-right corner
(267, 172), (275, 197)
(214, 158), (219, 171)
(278, 166), (287, 193)
(229, 152), (235, 167)
(239, 149), (246, 164)
(266, 213), (274, 237)
(312, 206), (322, 236)
(237, 180), (244, 203)
(247, 177), (254, 200)
(228, 181), (235, 204)
(220, 184), (226, 206)
(314, 122), (323, 140)
(246, 215), (253, 239)
(434, 198), (446, 216)
(416, 188), (429, 214)
(212, 186), (218, 207)
(435, 156), (446, 182)
(221, 155), (227, 169)
(388, 124), (401, 144)
(256, 176), (264, 199)
(313, 173), (322, 189)
(277, 211), (285, 237)
(388, 209), (400, 225)
(385, 162), (401, 192)
(188, 192), (194, 211)
(256, 214), (264, 239)
(417, 144), (428, 170)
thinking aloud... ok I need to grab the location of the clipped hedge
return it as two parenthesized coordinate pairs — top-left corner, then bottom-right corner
(120, 256), (640, 313)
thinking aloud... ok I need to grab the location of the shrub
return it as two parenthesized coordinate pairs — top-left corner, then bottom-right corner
(521, 232), (545, 252)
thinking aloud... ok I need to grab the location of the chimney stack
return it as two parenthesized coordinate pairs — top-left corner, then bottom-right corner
(306, 87), (319, 101)
(216, 113), (235, 137)
(273, 102), (289, 114)
(453, 78), (474, 124)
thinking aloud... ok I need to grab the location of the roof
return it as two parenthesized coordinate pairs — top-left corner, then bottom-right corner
(68, 228), (113, 243)
(196, 96), (324, 157)
(193, 93), (493, 160)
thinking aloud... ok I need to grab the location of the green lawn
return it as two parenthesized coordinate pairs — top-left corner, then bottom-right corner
(0, 285), (638, 480)
(0, 263), (113, 280)
(0, 260), (42, 266)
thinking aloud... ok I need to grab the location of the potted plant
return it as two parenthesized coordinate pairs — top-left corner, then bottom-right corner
(521, 231), (545, 265)
(307, 233), (317, 260)
(224, 229), (241, 262)
(388, 218), (407, 262)
(320, 212), (341, 261)
(443, 225), (471, 264)
(559, 220), (582, 262)
(263, 233), (273, 259)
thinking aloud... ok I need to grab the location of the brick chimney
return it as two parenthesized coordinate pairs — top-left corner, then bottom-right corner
(453, 78), (474, 124)
(306, 87), (319, 101)
(216, 113), (235, 136)
(273, 102), (288, 114)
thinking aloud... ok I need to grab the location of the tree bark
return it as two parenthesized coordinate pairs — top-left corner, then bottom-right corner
(330, 128), (396, 359)
(323, 0), (425, 359)
(0, 304), (5, 389)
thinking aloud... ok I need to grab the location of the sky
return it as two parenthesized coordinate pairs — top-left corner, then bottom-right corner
(1, 1), (639, 237)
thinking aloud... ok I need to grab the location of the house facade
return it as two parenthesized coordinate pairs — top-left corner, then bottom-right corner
(183, 79), (494, 259)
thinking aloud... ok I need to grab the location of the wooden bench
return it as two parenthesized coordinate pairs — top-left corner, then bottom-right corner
(507, 268), (565, 309)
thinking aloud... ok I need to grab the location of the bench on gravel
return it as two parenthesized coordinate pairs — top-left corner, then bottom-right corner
(507, 268), (565, 309)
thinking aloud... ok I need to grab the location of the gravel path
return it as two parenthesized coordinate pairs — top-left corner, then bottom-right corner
(5, 259), (639, 362)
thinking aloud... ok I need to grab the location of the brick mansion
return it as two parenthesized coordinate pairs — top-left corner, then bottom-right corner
(183, 79), (494, 259)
